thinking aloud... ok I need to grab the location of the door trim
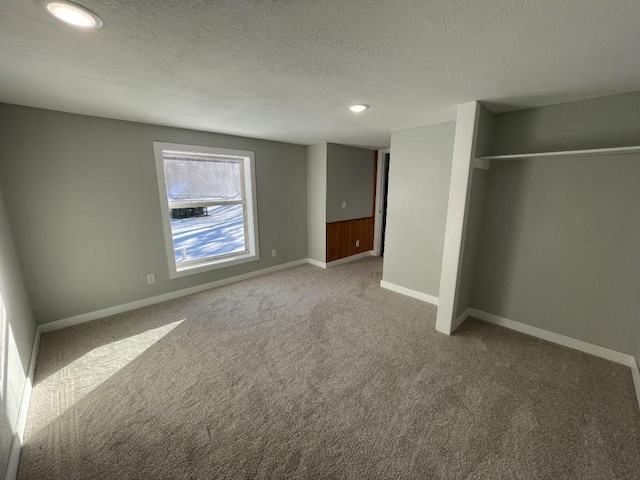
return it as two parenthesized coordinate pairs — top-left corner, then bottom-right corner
(373, 149), (390, 256)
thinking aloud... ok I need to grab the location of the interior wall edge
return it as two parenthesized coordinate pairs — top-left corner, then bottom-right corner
(435, 101), (481, 334)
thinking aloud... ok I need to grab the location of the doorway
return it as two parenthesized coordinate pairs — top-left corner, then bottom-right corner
(380, 153), (390, 256)
(373, 149), (390, 256)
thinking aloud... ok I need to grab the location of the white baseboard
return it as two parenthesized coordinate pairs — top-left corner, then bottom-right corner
(306, 251), (375, 270)
(40, 259), (309, 333)
(467, 309), (635, 367)
(306, 258), (327, 269)
(467, 309), (640, 410)
(326, 251), (374, 268)
(5, 326), (41, 480)
(631, 358), (640, 410)
(379, 281), (439, 306)
(452, 308), (471, 333)
(39, 254), (380, 334)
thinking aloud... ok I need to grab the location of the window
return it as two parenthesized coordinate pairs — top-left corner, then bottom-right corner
(153, 142), (260, 278)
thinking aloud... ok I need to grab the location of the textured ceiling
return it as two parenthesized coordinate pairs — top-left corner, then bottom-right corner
(1, 0), (640, 147)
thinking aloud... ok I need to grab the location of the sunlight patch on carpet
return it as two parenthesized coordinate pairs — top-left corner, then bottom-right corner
(32, 320), (184, 426)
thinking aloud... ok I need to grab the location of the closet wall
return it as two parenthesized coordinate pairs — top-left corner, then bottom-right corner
(469, 92), (640, 356)
(491, 91), (640, 154)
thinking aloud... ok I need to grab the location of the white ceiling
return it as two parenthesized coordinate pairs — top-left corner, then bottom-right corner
(1, 0), (640, 148)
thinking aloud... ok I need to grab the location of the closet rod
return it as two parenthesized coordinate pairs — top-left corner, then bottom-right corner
(480, 145), (640, 161)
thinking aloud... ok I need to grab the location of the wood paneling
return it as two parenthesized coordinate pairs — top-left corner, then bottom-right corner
(326, 217), (374, 262)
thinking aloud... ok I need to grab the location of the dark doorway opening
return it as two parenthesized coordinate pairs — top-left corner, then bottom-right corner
(380, 153), (390, 257)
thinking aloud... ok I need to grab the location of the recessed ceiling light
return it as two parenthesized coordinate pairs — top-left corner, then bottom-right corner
(349, 104), (369, 113)
(45, 1), (103, 29)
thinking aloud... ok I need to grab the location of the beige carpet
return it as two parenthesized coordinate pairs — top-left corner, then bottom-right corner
(18, 258), (640, 479)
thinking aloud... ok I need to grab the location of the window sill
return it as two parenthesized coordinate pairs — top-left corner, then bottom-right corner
(169, 252), (260, 279)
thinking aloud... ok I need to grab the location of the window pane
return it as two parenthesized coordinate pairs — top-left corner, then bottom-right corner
(164, 155), (243, 202)
(170, 204), (246, 263)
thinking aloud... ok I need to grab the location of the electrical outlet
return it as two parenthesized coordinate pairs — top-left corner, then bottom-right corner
(271, 249), (277, 257)
(341, 200), (347, 209)
(355, 240), (360, 247)
(147, 273), (155, 285)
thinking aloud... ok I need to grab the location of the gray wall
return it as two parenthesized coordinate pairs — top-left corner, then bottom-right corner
(472, 155), (640, 354)
(382, 122), (455, 296)
(0, 104), (307, 324)
(325, 143), (375, 223)
(306, 144), (327, 263)
(0, 187), (38, 477)
(490, 91), (640, 155)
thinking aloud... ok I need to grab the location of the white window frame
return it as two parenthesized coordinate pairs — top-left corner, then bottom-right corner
(153, 142), (260, 279)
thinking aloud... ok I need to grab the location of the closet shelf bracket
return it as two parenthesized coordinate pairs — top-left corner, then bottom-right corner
(473, 158), (491, 170)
